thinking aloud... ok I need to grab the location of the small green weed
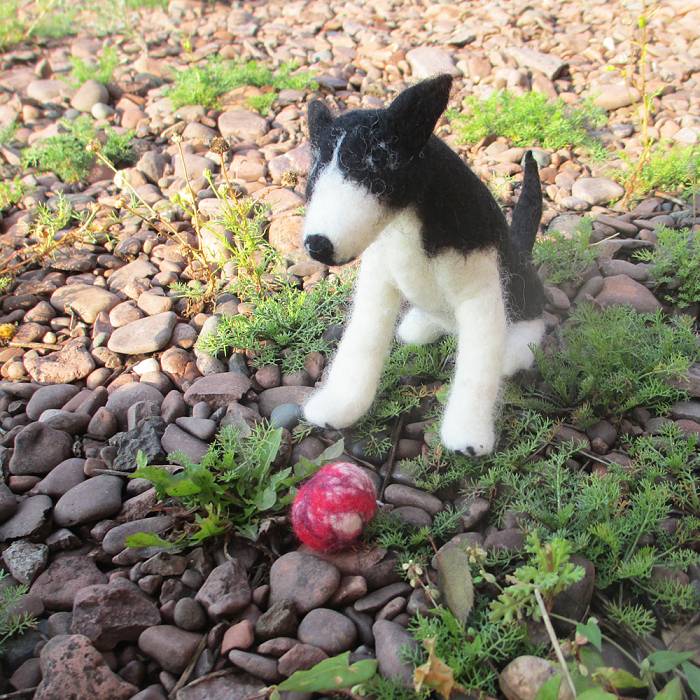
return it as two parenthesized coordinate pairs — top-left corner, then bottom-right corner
(489, 533), (585, 624)
(449, 91), (607, 153)
(197, 277), (351, 373)
(246, 92), (277, 116)
(0, 1), (24, 49)
(635, 226), (700, 308)
(533, 303), (699, 424)
(22, 116), (135, 183)
(0, 571), (37, 657)
(408, 603), (534, 695)
(619, 143), (699, 199)
(167, 58), (316, 111)
(0, 177), (27, 211)
(533, 217), (598, 286)
(0, 121), (17, 146)
(130, 424), (343, 546)
(69, 46), (119, 86)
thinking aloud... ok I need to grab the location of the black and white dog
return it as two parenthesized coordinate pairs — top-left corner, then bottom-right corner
(301, 74), (545, 456)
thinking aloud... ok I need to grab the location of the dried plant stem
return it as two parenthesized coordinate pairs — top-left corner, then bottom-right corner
(534, 588), (577, 698)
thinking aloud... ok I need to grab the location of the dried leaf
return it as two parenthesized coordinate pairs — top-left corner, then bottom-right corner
(413, 638), (464, 699)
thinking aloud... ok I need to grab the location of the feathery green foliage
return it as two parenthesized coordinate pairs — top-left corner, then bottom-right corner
(197, 277), (352, 373)
(619, 144), (699, 199)
(69, 46), (119, 86)
(449, 91), (607, 152)
(533, 304), (698, 425)
(0, 572), (37, 657)
(533, 217), (598, 285)
(22, 116), (135, 183)
(635, 226), (700, 308)
(0, 177), (27, 211)
(167, 58), (316, 110)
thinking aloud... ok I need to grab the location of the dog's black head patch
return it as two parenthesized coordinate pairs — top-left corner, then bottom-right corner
(306, 74), (453, 203)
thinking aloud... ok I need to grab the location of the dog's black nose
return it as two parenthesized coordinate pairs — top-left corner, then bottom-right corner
(305, 235), (335, 265)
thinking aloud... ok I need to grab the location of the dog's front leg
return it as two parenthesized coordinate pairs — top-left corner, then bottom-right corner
(304, 251), (401, 429)
(440, 291), (507, 456)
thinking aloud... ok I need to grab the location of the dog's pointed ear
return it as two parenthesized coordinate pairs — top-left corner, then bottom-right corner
(387, 75), (452, 153)
(307, 100), (332, 142)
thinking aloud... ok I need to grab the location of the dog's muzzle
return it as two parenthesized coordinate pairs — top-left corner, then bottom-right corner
(305, 234), (336, 265)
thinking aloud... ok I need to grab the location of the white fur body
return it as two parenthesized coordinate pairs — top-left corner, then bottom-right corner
(304, 171), (544, 454)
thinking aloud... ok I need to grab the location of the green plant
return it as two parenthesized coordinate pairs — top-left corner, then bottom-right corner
(533, 304), (699, 424)
(490, 533), (585, 624)
(22, 116), (135, 182)
(533, 217), (598, 285)
(167, 58), (316, 110)
(130, 424), (343, 545)
(0, 121), (17, 146)
(0, 571), (37, 657)
(197, 277), (351, 373)
(618, 144), (699, 201)
(0, 1), (24, 48)
(247, 92), (277, 116)
(409, 603), (535, 695)
(449, 91), (607, 153)
(267, 652), (377, 699)
(635, 227), (700, 308)
(69, 46), (119, 86)
(604, 601), (656, 636)
(0, 177), (26, 211)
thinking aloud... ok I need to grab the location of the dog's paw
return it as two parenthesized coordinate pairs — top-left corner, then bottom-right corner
(440, 414), (496, 457)
(396, 308), (445, 346)
(303, 389), (366, 430)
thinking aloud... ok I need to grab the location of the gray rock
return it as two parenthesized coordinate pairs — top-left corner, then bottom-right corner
(31, 553), (107, 610)
(406, 47), (459, 78)
(161, 424), (208, 462)
(255, 600), (299, 640)
(105, 383), (164, 430)
(218, 109), (268, 141)
(108, 312), (177, 355)
(183, 372), (253, 407)
(102, 515), (174, 555)
(354, 583), (411, 613)
(8, 422), (73, 476)
(2, 540), (49, 584)
(70, 79), (110, 112)
(228, 650), (281, 683)
(258, 386), (313, 417)
(138, 625), (203, 674)
(484, 528), (525, 552)
(0, 496), (53, 543)
(298, 608), (357, 655)
(175, 671), (265, 700)
(499, 655), (571, 700)
(174, 598), (207, 632)
(26, 384), (80, 420)
(553, 555), (596, 627)
(136, 151), (168, 184)
(270, 403), (302, 430)
(107, 258), (158, 292)
(269, 552), (340, 614)
(595, 275), (662, 313)
(72, 578), (161, 650)
(277, 643), (328, 677)
(571, 177), (624, 206)
(593, 84), (640, 111)
(32, 458), (86, 498)
(195, 560), (252, 620)
(175, 417), (217, 441)
(0, 483), (17, 523)
(50, 284), (120, 324)
(109, 416), (166, 472)
(670, 401), (700, 422)
(384, 484), (442, 515)
(24, 339), (96, 384)
(372, 620), (418, 688)
(53, 475), (123, 527)
(27, 79), (67, 103)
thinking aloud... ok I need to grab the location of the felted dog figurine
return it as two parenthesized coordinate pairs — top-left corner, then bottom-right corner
(300, 74), (545, 456)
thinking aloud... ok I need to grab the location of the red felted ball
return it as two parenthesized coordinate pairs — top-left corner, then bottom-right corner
(291, 462), (377, 552)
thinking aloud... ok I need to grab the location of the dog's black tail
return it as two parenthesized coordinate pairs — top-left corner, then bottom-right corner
(510, 151), (542, 257)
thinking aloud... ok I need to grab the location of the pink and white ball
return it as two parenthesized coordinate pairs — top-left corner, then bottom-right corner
(291, 462), (378, 553)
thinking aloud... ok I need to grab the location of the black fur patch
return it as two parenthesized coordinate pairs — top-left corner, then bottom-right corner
(306, 76), (544, 321)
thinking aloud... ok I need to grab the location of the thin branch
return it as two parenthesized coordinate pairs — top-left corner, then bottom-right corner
(534, 588), (577, 699)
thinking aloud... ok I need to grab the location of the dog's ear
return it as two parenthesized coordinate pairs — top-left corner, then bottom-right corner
(307, 100), (333, 142)
(387, 75), (452, 153)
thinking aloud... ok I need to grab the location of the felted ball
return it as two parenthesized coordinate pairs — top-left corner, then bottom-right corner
(291, 462), (377, 553)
